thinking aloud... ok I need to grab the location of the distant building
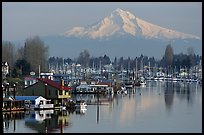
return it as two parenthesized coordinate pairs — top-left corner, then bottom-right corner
(24, 76), (37, 88)
(40, 72), (54, 80)
(53, 74), (70, 85)
(76, 81), (92, 93)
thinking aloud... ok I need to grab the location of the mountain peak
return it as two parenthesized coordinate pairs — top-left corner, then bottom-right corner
(112, 8), (136, 20)
(63, 8), (200, 40)
(115, 8), (125, 13)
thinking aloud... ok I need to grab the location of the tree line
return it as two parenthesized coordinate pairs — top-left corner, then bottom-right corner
(2, 37), (202, 79)
(49, 44), (202, 72)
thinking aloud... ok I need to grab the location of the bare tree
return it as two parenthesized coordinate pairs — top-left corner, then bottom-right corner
(24, 36), (49, 73)
(16, 46), (25, 60)
(187, 47), (195, 66)
(77, 49), (90, 67)
(2, 41), (16, 71)
(187, 47), (194, 56)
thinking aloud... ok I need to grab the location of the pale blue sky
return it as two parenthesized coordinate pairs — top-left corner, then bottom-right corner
(2, 2), (202, 41)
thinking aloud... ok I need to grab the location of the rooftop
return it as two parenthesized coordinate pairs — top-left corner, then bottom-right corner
(37, 78), (72, 91)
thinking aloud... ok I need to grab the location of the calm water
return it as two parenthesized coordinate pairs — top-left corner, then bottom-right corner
(3, 81), (202, 133)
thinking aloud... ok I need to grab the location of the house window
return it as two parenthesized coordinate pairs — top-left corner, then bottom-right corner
(40, 101), (43, 105)
(49, 89), (51, 95)
(56, 90), (58, 96)
(59, 90), (62, 95)
(46, 101), (51, 104)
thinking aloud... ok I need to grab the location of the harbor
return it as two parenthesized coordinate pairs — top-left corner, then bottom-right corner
(3, 81), (202, 133)
(2, 3), (202, 133)
(2, 54), (202, 133)
(2, 57), (202, 112)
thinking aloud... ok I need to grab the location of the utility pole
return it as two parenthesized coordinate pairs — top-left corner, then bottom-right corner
(39, 65), (41, 78)
(149, 61), (151, 78)
(13, 83), (16, 99)
(135, 57), (137, 80)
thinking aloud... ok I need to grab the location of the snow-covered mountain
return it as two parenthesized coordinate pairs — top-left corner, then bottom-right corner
(42, 8), (201, 59)
(64, 8), (200, 40)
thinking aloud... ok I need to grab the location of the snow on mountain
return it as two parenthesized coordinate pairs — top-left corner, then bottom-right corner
(63, 8), (200, 40)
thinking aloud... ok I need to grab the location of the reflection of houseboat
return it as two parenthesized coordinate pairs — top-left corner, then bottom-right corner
(75, 100), (87, 110)
(140, 77), (147, 86)
(116, 86), (127, 94)
(35, 110), (54, 121)
(25, 110), (70, 133)
(25, 110), (54, 122)
(75, 108), (87, 115)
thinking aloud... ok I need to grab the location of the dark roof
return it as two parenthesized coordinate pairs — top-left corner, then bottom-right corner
(3, 97), (24, 102)
(15, 96), (39, 101)
(37, 78), (72, 91)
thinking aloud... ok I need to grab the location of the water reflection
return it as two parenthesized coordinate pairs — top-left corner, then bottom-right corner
(75, 108), (87, 115)
(3, 81), (202, 133)
(164, 82), (199, 112)
(164, 82), (175, 111)
(174, 82), (197, 105)
(25, 110), (70, 133)
(3, 111), (25, 132)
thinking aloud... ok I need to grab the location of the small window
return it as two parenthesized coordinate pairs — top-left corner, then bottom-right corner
(56, 90), (58, 95)
(59, 90), (62, 95)
(40, 101), (43, 105)
(49, 89), (51, 95)
(46, 101), (51, 104)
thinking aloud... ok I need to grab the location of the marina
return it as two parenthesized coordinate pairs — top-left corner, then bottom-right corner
(2, 3), (202, 133)
(3, 81), (202, 133)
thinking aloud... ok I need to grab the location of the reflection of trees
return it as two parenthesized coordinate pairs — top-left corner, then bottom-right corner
(175, 83), (194, 105)
(165, 82), (196, 110)
(164, 82), (174, 111)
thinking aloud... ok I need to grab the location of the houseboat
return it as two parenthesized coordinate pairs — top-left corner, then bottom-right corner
(15, 96), (54, 110)
(3, 97), (25, 112)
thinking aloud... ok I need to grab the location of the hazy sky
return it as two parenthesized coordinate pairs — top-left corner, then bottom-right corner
(2, 2), (202, 41)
